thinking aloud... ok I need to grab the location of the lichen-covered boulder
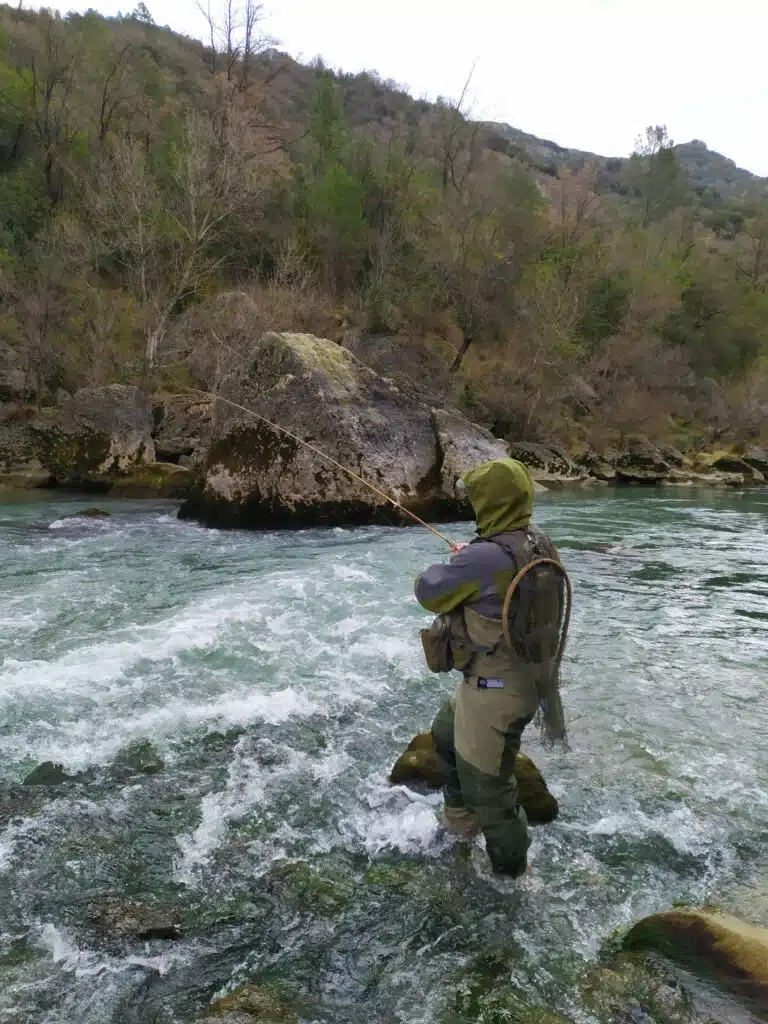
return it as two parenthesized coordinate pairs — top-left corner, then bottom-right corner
(614, 439), (670, 484)
(623, 908), (768, 1010)
(180, 332), (510, 529)
(571, 445), (616, 483)
(390, 732), (559, 825)
(508, 441), (587, 487)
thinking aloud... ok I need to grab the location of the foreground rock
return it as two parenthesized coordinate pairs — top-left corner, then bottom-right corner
(202, 985), (298, 1022)
(623, 907), (768, 1010)
(390, 731), (559, 824)
(180, 332), (513, 529)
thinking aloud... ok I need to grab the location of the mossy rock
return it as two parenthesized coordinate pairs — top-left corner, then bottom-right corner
(108, 740), (164, 780)
(268, 859), (351, 916)
(22, 761), (80, 786)
(447, 949), (572, 1023)
(109, 462), (194, 498)
(207, 985), (298, 1022)
(582, 957), (700, 1024)
(390, 732), (559, 825)
(694, 450), (761, 478)
(623, 907), (768, 1010)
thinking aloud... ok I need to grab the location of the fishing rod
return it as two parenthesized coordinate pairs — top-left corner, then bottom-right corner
(182, 386), (455, 547)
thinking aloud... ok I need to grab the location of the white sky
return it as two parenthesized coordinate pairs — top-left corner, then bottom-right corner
(28, 0), (768, 175)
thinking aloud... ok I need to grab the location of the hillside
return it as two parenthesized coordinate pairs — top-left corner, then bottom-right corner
(0, 3), (766, 456)
(486, 123), (767, 203)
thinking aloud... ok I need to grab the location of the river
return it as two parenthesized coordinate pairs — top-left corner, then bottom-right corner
(1, 488), (766, 1023)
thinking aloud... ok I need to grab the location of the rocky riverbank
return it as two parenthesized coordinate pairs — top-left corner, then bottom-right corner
(2, 335), (766, 519)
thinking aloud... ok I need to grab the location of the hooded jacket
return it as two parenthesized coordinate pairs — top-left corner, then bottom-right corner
(414, 458), (558, 619)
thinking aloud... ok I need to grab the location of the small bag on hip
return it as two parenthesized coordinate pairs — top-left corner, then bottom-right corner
(420, 615), (454, 673)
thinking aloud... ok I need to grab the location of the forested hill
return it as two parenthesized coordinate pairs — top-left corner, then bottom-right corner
(0, 3), (766, 453)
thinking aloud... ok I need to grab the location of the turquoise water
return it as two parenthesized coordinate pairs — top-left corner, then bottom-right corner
(1, 488), (767, 1023)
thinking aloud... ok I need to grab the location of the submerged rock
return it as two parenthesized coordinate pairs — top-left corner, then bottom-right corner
(623, 907), (768, 1010)
(0, 785), (60, 827)
(205, 985), (298, 1021)
(86, 896), (182, 941)
(450, 948), (572, 1023)
(74, 508), (111, 518)
(179, 331), (513, 529)
(108, 740), (165, 780)
(583, 956), (704, 1024)
(22, 761), (80, 786)
(390, 732), (559, 825)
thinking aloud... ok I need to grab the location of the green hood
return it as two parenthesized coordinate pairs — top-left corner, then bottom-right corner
(462, 458), (535, 538)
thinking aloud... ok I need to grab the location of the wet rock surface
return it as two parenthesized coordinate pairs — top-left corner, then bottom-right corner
(204, 985), (299, 1021)
(623, 907), (768, 1011)
(85, 896), (182, 941)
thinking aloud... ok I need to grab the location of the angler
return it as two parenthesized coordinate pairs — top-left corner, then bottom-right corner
(415, 458), (571, 878)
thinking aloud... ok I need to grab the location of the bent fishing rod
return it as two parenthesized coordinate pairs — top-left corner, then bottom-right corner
(182, 384), (573, 665)
(183, 386), (455, 547)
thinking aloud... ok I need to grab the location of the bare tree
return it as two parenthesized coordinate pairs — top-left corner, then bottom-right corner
(91, 111), (261, 371)
(5, 11), (79, 204)
(197, 0), (266, 90)
(435, 63), (480, 193)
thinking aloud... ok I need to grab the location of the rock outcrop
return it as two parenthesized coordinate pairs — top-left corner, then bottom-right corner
(390, 731), (559, 825)
(0, 385), (155, 489)
(179, 332), (513, 529)
(507, 441), (589, 488)
(152, 393), (214, 466)
(614, 438), (671, 484)
(623, 907), (768, 1011)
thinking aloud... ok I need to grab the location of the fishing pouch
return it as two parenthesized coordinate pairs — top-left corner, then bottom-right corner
(420, 615), (454, 673)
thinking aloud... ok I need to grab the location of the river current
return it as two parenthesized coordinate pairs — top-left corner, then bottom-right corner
(1, 488), (766, 1023)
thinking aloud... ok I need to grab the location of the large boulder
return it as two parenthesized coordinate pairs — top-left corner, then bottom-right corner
(390, 731), (559, 825)
(623, 908), (768, 1011)
(180, 332), (512, 529)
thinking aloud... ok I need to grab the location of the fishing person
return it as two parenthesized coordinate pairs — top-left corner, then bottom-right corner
(415, 458), (570, 878)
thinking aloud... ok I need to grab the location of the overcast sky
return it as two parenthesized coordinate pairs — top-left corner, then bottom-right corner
(28, 0), (768, 175)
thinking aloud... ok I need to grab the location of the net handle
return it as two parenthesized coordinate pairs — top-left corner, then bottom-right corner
(501, 558), (574, 670)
